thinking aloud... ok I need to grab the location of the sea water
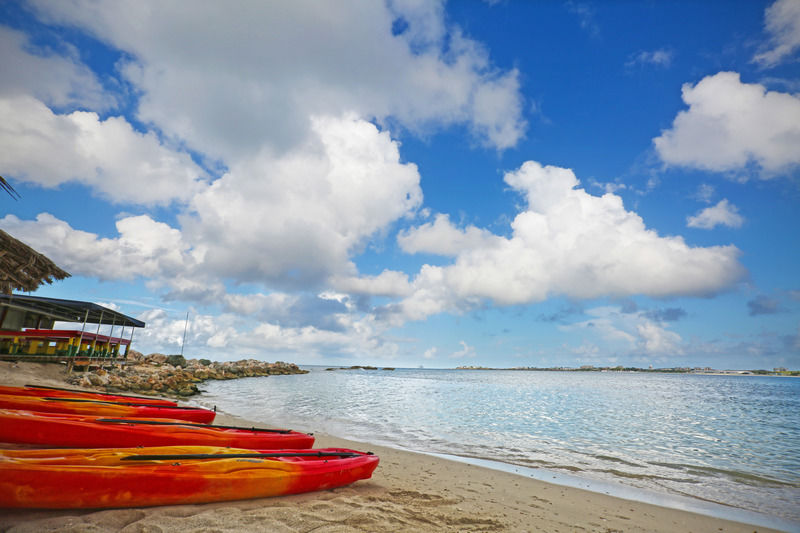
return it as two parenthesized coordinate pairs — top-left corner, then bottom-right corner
(195, 368), (800, 528)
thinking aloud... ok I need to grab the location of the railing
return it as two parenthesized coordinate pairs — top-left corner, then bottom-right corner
(0, 329), (131, 365)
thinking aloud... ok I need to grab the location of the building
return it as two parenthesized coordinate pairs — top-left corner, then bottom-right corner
(1, 228), (144, 368)
(0, 294), (145, 368)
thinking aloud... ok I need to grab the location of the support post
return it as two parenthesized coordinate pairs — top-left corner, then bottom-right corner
(180, 311), (189, 357)
(68, 309), (90, 374)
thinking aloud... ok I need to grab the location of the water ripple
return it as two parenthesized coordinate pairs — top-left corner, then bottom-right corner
(197, 368), (800, 523)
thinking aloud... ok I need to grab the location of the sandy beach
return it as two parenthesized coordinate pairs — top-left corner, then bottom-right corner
(0, 362), (788, 533)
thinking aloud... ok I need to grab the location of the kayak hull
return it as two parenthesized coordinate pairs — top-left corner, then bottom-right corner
(0, 394), (215, 423)
(0, 409), (314, 449)
(0, 446), (378, 509)
(0, 385), (177, 406)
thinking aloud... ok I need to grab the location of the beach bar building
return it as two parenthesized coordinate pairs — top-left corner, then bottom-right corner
(1, 228), (145, 367)
(0, 294), (145, 367)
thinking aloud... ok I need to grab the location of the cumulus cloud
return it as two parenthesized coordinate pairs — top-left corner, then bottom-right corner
(753, 0), (800, 67)
(28, 0), (526, 157)
(0, 213), (192, 281)
(386, 161), (745, 324)
(0, 26), (113, 111)
(331, 270), (412, 297)
(654, 72), (800, 175)
(181, 115), (422, 288)
(0, 114), (424, 303)
(636, 321), (683, 355)
(563, 306), (683, 356)
(687, 199), (745, 230)
(397, 213), (501, 256)
(136, 307), (398, 361)
(0, 95), (207, 205)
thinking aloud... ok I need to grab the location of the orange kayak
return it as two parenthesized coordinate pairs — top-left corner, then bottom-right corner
(0, 445), (379, 508)
(0, 384), (177, 406)
(0, 409), (314, 449)
(0, 394), (215, 423)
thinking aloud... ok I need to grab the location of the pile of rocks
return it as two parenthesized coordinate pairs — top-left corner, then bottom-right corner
(65, 352), (308, 397)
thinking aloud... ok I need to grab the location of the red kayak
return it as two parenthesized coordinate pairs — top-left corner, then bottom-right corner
(0, 394), (215, 423)
(0, 445), (379, 508)
(0, 384), (177, 406)
(0, 409), (313, 449)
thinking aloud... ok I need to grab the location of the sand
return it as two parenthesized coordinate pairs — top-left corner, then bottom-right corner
(0, 361), (788, 532)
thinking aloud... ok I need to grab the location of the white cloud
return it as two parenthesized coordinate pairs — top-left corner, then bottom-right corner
(636, 321), (683, 355)
(423, 347), (438, 359)
(693, 183), (716, 204)
(0, 95), (207, 205)
(397, 213), (501, 256)
(135, 308), (398, 362)
(1, 114), (423, 298)
(0, 213), (191, 281)
(332, 270), (412, 297)
(563, 306), (683, 356)
(28, 0), (526, 157)
(753, 0), (800, 67)
(181, 114), (423, 288)
(450, 340), (476, 359)
(653, 72), (800, 175)
(626, 49), (673, 68)
(687, 199), (745, 230)
(387, 161), (745, 324)
(0, 26), (113, 111)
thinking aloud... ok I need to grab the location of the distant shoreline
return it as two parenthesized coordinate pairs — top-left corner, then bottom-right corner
(454, 365), (800, 376)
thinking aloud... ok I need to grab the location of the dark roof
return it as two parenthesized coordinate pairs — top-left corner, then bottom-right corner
(0, 229), (71, 294)
(0, 294), (145, 328)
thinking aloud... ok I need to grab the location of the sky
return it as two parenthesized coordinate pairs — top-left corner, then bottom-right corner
(1, 0), (799, 370)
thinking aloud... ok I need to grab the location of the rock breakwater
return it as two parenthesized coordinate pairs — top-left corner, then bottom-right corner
(65, 352), (308, 397)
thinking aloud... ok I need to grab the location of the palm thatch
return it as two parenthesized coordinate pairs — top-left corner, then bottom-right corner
(0, 229), (71, 294)
(0, 176), (20, 200)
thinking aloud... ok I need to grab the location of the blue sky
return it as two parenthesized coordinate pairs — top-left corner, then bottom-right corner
(1, 0), (798, 369)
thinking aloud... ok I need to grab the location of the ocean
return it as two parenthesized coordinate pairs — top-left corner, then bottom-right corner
(194, 368), (800, 530)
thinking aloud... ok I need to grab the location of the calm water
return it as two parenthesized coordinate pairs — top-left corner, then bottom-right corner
(196, 368), (800, 527)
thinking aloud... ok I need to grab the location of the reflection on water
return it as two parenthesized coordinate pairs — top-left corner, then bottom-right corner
(197, 368), (800, 523)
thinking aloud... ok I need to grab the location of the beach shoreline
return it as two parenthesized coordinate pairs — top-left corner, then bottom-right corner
(0, 361), (792, 533)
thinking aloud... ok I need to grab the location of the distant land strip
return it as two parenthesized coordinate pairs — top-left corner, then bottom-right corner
(455, 365), (799, 376)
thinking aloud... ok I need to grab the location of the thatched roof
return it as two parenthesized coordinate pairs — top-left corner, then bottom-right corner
(0, 176), (20, 200)
(0, 229), (71, 294)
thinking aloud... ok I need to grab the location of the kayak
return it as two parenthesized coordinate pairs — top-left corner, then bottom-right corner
(0, 394), (215, 423)
(0, 384), (178, 406)
(0, 409), (314, 449)
(0, 445), (379, 508)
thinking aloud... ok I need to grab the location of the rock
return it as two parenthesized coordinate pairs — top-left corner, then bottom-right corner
(166, 354), (187, 368)
(60, 355), (307, 398)
(87, 373), (107, 386)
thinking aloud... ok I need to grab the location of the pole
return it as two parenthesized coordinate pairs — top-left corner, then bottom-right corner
(180, 311), (189, 357)
(68, 309), (90, 374)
